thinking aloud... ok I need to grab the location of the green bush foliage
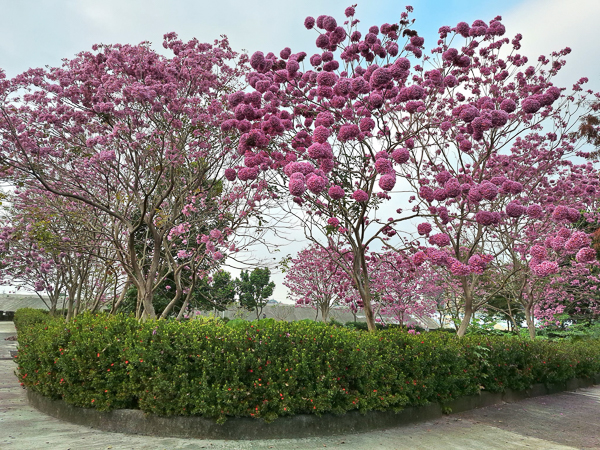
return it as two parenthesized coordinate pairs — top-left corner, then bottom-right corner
(12, 308), (49, 329)
(14, 310), (600, 424)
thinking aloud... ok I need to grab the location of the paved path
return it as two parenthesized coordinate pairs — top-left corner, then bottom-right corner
(1, 321), (598, 449)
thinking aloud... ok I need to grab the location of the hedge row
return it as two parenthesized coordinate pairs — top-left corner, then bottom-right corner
(14, 309), (600, 424)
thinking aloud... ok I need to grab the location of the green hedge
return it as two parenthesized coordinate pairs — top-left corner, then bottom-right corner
(13, 308), (49, 329)
(14, 310), (600, 424)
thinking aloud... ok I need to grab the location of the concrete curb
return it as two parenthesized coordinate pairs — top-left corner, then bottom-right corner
(27, 374), (600, 440)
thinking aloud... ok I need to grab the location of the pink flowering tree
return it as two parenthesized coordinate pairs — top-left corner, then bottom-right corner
(368, 251), (442, 327)
(284, 243), (357, 322)
(494, 226), (600, 338)
(448, 147), (600, 338)
(0, 35), (275, 319)
(0, 187), (126, 318)
(222, 5), (598, 331)
(0, 221), (65, 314)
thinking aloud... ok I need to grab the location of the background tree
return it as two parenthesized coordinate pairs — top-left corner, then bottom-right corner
(237, 267), (275, 320)
(194, 269), (237, 313)
(284, 244), (356, 322)
(0, 187), (124, 318)
(368, 251), (441, 327)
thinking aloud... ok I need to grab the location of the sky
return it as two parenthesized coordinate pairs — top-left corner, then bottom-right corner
(1, 0), (599, 301)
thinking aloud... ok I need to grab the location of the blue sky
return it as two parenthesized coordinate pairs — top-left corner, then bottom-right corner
(1, 0), (599, 300)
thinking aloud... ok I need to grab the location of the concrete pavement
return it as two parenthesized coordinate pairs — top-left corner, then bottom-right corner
(1, 321), (598, 449)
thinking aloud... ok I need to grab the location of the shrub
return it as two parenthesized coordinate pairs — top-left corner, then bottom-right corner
(13, 308), (50, 330)
(15, 312), (600, 424)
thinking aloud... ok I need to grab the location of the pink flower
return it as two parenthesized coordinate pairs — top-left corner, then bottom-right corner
(375, 158), (393, 174)
(459, 139), (472, 152)
(238, 167), (258, 181)
(338, 124), (361, 142)
(522, 97), (541, 114)
(419, 186), (435, 202)
(379, 174), (396, 191)
(328, 185), (345, 200)
(552, 205), (569, 221)
(531, 260), (559, 277)
(475, 211), (499, 226)
(224, 168), (237, 181)
(557, 227), (572, 239)
(576, 247), (597, 263)
(320, 158), (334, 173)
(369, 94), (385, 109)
(529, 244), (548, 260)
(308, 143), (326, 159)
(429, 233), (451, 247)
(322, 16), (337, 32)
(359, 117), (375, 133)
(566, 208), (580, 223)
(468, 186), (483, 203)
(526, 204), (543, 218)
(564, 232), (590, 252)
(412, 251), (427, 266)
(551, 236), (566, 251)
(370, 68), (393, 88)
(352, 189), (369, 202)
(391, 148), (410, 164)
(427, 248), (449, 267)
(289, 178), (306, 196)
(312, 126), (330, 143)
(479, 182), (498, 200)
(433, 189), (447, 202)
(290, 172), (305, 182)
(505, 201), (525, 218)
(306, 174), (327, 194)
(444, 179), (461, 198)
(459, 105), (479, 122)
(417, 222), (432, 235)
(435, 170), (452, 185)
(317, 71), (337, 87)
(443, 76), (457, 88)
(405, 101), (424, 114)
(456, 21), (470, 37)
(327, 217), (340, 228)
(468, 254), (491, 274)
(500, 98), (517, 113)
(449, 259), (471, 276)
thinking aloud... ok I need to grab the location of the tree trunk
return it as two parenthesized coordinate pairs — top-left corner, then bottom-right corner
(321, 305), (329, 323)
(456, 307), (472, 337)
(110, 280), (131, 314)
(176, 289), (194, 321)
(66, 294), (74, 322)
(176, 297), (190, 321)
(524, 307), (536, 339)
(137, 285), (156, 320)
(456, 280), (473, 337)
(362, 291), (376, 331)
(352, 269), (376, 331)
